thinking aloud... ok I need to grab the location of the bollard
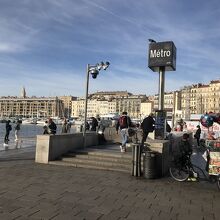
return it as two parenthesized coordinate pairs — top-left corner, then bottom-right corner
(131, 143), (141, 177)
(143, 151), (158, 179)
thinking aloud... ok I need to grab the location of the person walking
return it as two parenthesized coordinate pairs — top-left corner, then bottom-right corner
(61, 118), (68, 134)
(14, 120), (22, 141)
(48, 118), (57, 134)
(141, 113), (155, 147)
(4, 120), (12, 143)
(116, 112), (132, 152)
(194, 125), (201, 147)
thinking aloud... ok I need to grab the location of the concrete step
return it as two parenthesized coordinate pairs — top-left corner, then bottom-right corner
(68, 149), (132, 159)
(61, 157), (132, 169)
(49, 160), (131, 173)
(51, 146), (142, 173)
(65, 153), (131, 164)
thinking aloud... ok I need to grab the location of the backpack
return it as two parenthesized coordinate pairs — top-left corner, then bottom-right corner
(166, 123), (171, 133)
(15, 124), (20, 130)
(119, 116), (127, 128)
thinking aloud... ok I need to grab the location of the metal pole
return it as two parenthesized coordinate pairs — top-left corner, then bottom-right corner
(172, 91), (176, 128)
(158, 67), (165, 110)
(83, 64), (90, 140)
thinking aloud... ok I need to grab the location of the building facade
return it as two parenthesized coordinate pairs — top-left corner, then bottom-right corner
(0, 96), (64, 118)
(151, 91), (181, 122)
(59, 96), (77, 118)
(72, 98), (117, 118)
(140, 101), (154, 119)
(180, 80), (220, 120)
(71, 92), (147, 119)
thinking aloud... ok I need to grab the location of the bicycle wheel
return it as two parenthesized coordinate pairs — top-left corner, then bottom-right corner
(169, 164), (190, 182)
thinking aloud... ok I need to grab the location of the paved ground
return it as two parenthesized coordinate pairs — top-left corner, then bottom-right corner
(0, 146), (219, 220)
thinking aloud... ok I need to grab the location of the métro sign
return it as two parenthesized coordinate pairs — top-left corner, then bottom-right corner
(148, 41), (176, 72)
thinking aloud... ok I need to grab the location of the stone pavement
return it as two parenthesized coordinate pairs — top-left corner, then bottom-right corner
(0, 146), (219, 220)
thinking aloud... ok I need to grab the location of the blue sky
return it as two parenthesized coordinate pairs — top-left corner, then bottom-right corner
(1, 0), (220, 97)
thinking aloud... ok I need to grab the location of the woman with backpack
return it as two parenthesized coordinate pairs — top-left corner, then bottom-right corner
(116, 112), (132, 152)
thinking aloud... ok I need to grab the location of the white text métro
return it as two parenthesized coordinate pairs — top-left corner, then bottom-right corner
(150, 49), (171, 58)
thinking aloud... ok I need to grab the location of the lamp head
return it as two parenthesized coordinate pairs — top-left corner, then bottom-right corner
(90, 69), (99, 79)
(97, 63), (102, 71)
(102, 61), (110, 70)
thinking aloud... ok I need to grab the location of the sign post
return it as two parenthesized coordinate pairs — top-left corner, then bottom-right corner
(148, 40), (176, 139)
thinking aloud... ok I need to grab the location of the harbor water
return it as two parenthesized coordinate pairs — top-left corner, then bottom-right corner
(0, 123), (77, 151)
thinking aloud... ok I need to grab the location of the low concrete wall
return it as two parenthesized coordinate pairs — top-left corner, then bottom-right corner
(104, 127), (121, 143)
(144, 132), (193, 177)
(35, 132), (98, 164)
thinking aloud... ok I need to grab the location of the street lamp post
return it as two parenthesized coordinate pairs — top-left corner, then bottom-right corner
(83, 61), (110, 145)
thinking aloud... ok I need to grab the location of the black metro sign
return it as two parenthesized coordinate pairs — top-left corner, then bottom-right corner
(148, 41), (176, 72)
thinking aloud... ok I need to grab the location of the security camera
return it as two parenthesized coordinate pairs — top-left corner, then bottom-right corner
(103, 61), (110, 70)
(90, 69), (99, 79)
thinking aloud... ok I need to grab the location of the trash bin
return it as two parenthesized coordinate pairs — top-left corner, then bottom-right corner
(143, 151), (158, 179)
(131, 143), (141, 177)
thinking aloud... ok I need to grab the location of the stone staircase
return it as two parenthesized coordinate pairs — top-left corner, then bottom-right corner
(49, 145), (133, 173)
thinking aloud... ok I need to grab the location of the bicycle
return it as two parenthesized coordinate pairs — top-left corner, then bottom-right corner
(169, 150), (220, 190)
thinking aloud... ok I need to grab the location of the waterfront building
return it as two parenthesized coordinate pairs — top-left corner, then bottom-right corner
(151, 91), (181, 123)
(72, 98), (117, 119)
(0, 96), (64, 118)
(71, 91), (147, 119)
(115, 95), (147, 118)
(0, 88), (64, 118)
(140, 101), (154, 119)
(59, 96), (77, 118)
(180, 80), (220, 120)
(89, 91), (132, 100)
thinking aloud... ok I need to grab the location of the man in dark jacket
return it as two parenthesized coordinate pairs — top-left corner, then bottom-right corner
(179, 133), (192, 165)
(48, 118), (57, 134)
(90, 117), (98, 131)
(4, 120), (12, 143)
(141, 113), (155, 146)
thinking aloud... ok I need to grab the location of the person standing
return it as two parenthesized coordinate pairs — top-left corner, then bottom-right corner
(97, 119), (106, 144)
(141, 113), (155, 147)
(4, 120), (12, 143)
(48, 118), (57, 134)
(66, 120), (71, 133)
(194, 125), (201, 147)
(183, 122), (188, 132)
(14, 120), (22, 141)
(61, 118), (68, 134)
(90, 117), (98, 131)
(43, 121), (49, 134)
(116, 112), (132, 152)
